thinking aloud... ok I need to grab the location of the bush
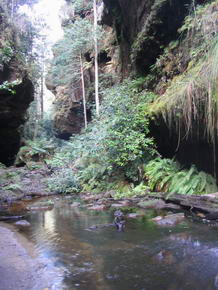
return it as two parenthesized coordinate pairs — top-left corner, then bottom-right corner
(47, 168), (81, 194)
(46, 80), (157, 193)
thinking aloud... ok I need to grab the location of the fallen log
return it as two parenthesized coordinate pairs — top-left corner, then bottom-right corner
(147, 192), (218, 214)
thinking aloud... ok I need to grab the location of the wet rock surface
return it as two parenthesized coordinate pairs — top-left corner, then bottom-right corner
(0, 166), (53, 203)
(152, 213), (185, 226)
(0, 224), (56, 290)
(14, 220), (31, 227)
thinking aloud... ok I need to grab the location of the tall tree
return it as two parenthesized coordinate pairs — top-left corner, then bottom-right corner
(79, 53), (88, 128)
(93, 0), (100, 117)
(51, 19), (93, 129)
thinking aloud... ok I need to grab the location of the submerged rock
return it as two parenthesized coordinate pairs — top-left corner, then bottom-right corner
(205, 212), (218, 220)
(126, 213), (145, 219)
(27, 205), (53, 211)
(110, 203), (125, 209)
(70, 202), (81, 207)
(88, 204), (107, 211)
(153, 250), (176, 265)
(152, 213), (185, 226)
(85, 223), (114, 231)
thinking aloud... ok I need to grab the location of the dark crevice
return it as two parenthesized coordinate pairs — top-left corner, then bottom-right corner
(98, 51), (111, 64)
(150, 118), (218, 178)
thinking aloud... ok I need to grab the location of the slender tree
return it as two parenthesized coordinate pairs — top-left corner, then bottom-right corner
(93, 0), (100, 117)
(51, 19), (93, 129)
(79, 53), (88, 129)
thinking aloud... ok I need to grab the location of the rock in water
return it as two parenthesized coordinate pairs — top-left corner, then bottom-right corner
(205, 212), (218, 220)
(152, 213), (185, 227)
(15, 220), (31, 227)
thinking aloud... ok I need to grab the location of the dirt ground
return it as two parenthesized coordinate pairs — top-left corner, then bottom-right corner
(0, 223), (55, 290)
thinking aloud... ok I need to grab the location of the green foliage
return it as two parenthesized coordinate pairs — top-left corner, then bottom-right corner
(114, 182), (149, 199)
(48, 80), (157, 192)
(47, 168), (81, 194)
(0, 80), (21, 94)
(149, 0), (218, 144)
(0, 44), (13, 64)
(144, 158), (218, 195)
(4, 183), (22, 191)
(16, 138), (55, 165)
(101, 84), (156, 173)
(50, 17), (103, 89)
(24, 103), (56, 141)
(0, 162), (6, 169)
(72, 0), (92, 14)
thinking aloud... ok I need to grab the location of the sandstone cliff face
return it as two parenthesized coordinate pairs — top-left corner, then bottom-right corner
(102, 0), (207, 77)
(47, 12), (120, 138)
(0, 75), (34, 165)
(0, 5), (34, 165)
(49, 0), (209, 140)
(52, 85), (90, 139)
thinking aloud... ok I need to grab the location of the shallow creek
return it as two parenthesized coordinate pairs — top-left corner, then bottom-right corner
(3, 196), (218, 290)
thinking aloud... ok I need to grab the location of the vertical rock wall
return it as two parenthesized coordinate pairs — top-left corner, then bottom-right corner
(0, 78), (34, 165)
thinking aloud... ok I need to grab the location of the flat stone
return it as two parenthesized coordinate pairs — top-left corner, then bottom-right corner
(163, 203), (181, 210)
(110, 203), (125, 208)
(127, 213), (144, 219)
(83, 195), (97, 202)
(119, 200), (131, 206)
(138, 199), (166, 209)
(27, 205), (53, 211)
(152, 213), (185, 226)
(88, 204), (107, 211)
(15, 220), (31, 227)
(70, 202), (80, 207)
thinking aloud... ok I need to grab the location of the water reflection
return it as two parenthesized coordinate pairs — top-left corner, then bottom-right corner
(15, 198), (218, 290)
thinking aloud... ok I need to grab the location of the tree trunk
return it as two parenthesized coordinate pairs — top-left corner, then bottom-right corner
(11, 0), (14, 18)
(40, 73), (44, 119)
(93, 0), (100, 117)
(79, 53), (88, 129)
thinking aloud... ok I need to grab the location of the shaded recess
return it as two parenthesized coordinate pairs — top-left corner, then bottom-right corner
(98, 50), (111, 64)
(0, 78), (34, 166)
(150, 117), (218, 178)
(54, 103), (92, 140)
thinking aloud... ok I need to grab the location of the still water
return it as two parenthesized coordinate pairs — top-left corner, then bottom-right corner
(14, 197), (218, 290)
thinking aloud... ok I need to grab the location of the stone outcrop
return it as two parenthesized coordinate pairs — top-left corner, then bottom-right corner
(0, 3), (34, 165)
(102, 0), (207, 77)
(0, 75), (34, 166)
(46, 17), (119, 139)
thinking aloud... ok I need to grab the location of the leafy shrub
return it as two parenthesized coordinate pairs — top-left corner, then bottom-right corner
(0, 80), (21, 94)
(114, 182), (149, 199)
(47, 80), (157, 192)
(16, 138), (55, 165)
(47, 168), (81, 194)
(0, 45), (13, 64)
(0, 162), (6, 169)
(144, 158), (218, 195)
(4, 183), (22, 191)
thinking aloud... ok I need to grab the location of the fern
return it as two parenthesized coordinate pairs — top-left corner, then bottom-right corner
(145, 158), (218, 195)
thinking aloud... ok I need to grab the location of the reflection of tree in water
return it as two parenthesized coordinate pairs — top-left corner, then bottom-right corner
(27, 199), (112, 289)
(24, 198), (218, 290)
